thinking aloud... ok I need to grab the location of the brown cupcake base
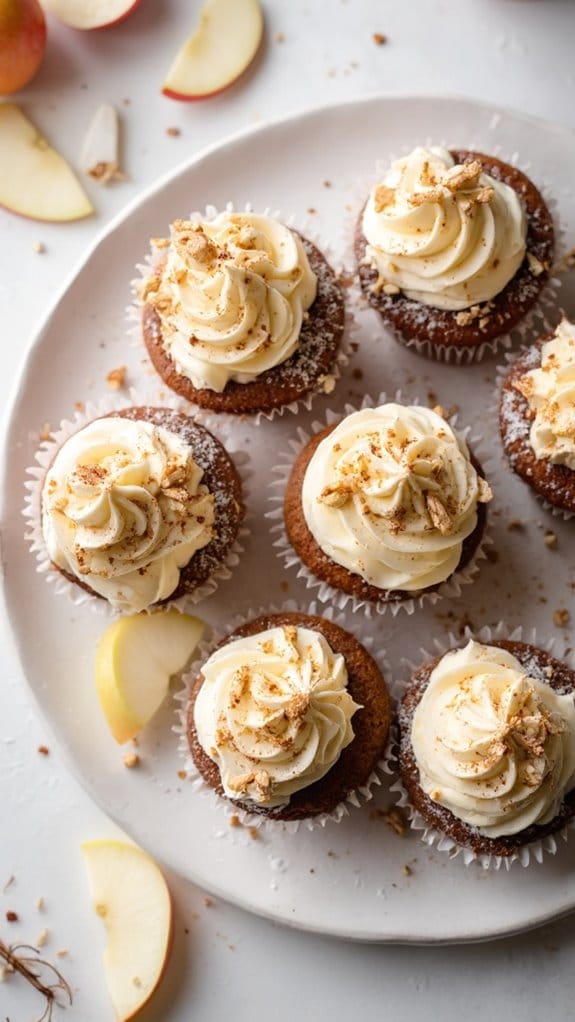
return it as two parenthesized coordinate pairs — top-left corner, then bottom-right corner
(142, 235), (346, 416)
(47, 407), (245, 606)
(283, 423), (487, 606)
(186, 611), (392, 821)
(355, 150), (555, 360)
(399, 639), (575, 858)
(499, 335), (575, 515)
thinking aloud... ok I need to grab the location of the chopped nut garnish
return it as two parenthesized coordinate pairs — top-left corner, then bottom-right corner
(56, 949), (68, 958)
(370, 806), (408, 836)
(400, 865), (412, 877)
(6, 911), (18, 922)
(36, 929), (48, 948)
(319, 374), (336, 394)
(374, 184), (395, 212)
(544, 531), (558, 549)
(477, 477), (493, 503)
(166, 126), (181, 137)
(177, 770), (187, 780)
(426, 493), (453, 535)
(372, 32), (387, 45)
(475, 186), (494, 204)
(444, 160), (482, 192)
(204, 896), (214, 908)
(507, 517), (525, 532)
(554, 609), (570, 627)
(248, 827), (259, 840)
(106, 366), (127, 390)
(455, 304), (482, 326)
(319, 485), (351, 509)
(37, 745), (49, 756)
(123, 753), (140, 769)
(527, 252), (545, 276)
(32, 240), (45, 254)
(36, 896), (45, 911)
(229, 814), (241, 828)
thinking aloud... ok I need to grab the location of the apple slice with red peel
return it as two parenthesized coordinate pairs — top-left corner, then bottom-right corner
(0, 0), (46, 95)
(40, 0), (143, 29)
(0, 104), (93, 221)
(163, 0), (263, 101)
(82, 840), (172, 1022)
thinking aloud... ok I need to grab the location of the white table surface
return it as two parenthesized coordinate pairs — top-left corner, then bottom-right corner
(2, 1), (575, 1019)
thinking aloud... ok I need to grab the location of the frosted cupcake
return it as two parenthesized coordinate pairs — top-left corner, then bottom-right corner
(186, 611), (391, 822)
(499, 316), (575, 515)
(398, 639), (575, 860)
(38, 407), (244, 613)
(137, 212), (346, 415)
(283, 403), (492, 609)
(355, 147), (554, 360)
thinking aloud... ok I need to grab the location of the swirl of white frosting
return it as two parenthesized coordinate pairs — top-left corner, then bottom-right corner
(301, 405), (491, 593)
(513, 317), (575, 469)
(145, 213), (317, 392)
(410, 641), (575, 837)
(362, 146), (527, 311)
(41, 417), (215, 612)
(193, 624), (361, 807)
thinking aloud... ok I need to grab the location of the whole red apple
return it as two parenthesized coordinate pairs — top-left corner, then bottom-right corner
(0, 0), (46, 95)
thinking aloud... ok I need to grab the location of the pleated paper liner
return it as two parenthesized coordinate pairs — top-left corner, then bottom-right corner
(388, 622), (575, 870)
(174, 599), (392, 834)
(23, 388), (251, 617)
(495, 340), (575, 521)
(127, 202), (358, 425)
(342, 143), (564, 364)
(267, 390), (494, 619)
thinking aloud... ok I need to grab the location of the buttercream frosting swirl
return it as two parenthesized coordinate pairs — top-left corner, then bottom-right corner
(362, 146), (527, 311)
(42, 417), (214, 612)
(513, 317), (575, 469)
(301, 404), (491, 593)
(410, 641), (575, 837)
(193, 624), (361, 807)
(143, 213), (317, 392)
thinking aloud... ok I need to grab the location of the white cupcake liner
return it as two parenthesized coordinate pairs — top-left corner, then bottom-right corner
(128, 202), (358, 425)
(267, 390), (493, 619)
(343, 144), (564, 365)
(174, 599), (391, 834)
(494, 342), (575, 521)
(22, 389), (251, 617)
(389, 621), (575, 870)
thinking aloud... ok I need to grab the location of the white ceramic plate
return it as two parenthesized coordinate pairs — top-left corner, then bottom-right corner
(3, 96), (575, 944)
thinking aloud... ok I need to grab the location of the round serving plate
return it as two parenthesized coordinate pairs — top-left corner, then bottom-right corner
(2, 95), (575, 944)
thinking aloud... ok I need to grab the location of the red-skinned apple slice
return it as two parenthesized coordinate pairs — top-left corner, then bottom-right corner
(82, 840), (173, 1022)
(0, 0), (46, 95)
(0, 105), (93, 221)
(163, 0), (263, 102)
(40, 0), (143, 30)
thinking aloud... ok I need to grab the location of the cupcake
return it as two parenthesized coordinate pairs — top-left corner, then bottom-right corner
(185, 611), (391, 822)
(398, 639), (575, 860)
(355, 146), (554, 360)
(499, 316), (575, 515)
(137, 211), (346, 416)
(38, 407), (244, 612)
(283, 402), (492, 610)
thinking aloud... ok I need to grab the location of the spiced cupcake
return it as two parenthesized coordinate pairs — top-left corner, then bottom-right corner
(282, 402), (492, 612)
(355, 146), (554, 361)
(185, 611), (391, 823)
(136, 211), (346, 416)
(398, 639), (575, 862)
(499, 316), (575, 515)
(36, 407), (244, 612)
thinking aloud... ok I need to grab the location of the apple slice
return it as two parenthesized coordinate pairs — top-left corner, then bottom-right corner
(163, 0), (263, 101)
(82, 840), (172, 1021)
(95, 609), (204, 744)
(40, 0), (143, 30)
(0, 0), (46, 95)
(0, 104), (93, 221)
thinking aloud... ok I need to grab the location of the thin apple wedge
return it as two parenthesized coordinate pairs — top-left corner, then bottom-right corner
(95, 609), (204, 744)
(0, 104), (93, 221)
(40, 0), (144, 29)
(82, 840), (172, 1022)
(163, 0), (263, 101)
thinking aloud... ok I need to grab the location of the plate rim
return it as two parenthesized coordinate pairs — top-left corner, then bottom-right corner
(3, 92), (575, 945)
